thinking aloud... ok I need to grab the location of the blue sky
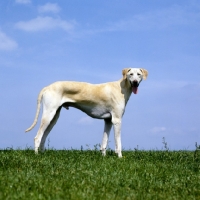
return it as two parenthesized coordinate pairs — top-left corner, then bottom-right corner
(0, 0), (200, 150)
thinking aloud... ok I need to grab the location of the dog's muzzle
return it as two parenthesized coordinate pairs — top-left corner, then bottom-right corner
(131, 80), (139, 87)
(130, 80), (139, 94)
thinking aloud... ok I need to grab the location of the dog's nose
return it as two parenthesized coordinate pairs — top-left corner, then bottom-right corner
(132, 80), (139, 87)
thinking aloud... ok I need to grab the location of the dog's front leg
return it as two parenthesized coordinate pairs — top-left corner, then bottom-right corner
(113, 119), (122, 158)
(100, 119), (112, 156)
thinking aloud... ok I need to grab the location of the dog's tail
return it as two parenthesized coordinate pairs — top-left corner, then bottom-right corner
(25, 88), (45, 132)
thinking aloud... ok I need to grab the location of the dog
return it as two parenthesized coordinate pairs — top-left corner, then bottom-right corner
(25, 68), (148, 157)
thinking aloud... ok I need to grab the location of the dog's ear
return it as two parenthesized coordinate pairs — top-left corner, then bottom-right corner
(122, 68), (130, 80)
(140, 68), (148, 80)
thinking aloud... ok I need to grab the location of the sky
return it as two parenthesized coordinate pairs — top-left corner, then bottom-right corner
(0, 0), (200, 151)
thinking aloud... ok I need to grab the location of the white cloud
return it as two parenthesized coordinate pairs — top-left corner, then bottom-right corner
(38, 3), (61, 13)
(130, 6), (199, 31)
(151, 127), (167, 134)
(144, 80), (189, 91)
(15, 16), (75, 32)
(15, 0), (31, 4)
(85, 5), (200, 35)
(0, 30), (18, 51)
(78, 117), (94, 125)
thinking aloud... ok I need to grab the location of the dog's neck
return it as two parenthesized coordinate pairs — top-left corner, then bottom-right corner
(119, 78), (132, 105)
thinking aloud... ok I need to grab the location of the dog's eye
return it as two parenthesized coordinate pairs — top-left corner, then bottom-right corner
(130, 73), (133, 76)
(137, 73), (141, 76)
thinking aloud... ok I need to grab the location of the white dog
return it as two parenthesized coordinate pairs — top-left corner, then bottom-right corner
(25, 68), (148, 157)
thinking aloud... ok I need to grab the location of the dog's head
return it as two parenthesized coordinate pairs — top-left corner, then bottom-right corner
(122, 68), (148, 94)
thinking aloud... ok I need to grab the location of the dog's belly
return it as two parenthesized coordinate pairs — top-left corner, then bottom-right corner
(63, 103), (111, 119)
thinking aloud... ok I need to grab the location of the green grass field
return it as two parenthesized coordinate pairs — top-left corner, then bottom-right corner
(0, 147), (199, 200)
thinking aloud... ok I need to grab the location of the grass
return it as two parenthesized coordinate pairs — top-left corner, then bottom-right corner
(0, 147), (200, 200)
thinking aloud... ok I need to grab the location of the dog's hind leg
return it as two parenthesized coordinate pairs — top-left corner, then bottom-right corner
(100, 119), (112, 156)
(39, 106), (62, 151)
(34, 93), (62, 153)
(34, 110), (56, 153)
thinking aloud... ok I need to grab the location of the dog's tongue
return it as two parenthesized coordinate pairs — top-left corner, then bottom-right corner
(132, 86), (138, 94)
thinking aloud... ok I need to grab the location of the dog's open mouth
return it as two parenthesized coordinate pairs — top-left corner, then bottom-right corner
(131, 81), (139, 94)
